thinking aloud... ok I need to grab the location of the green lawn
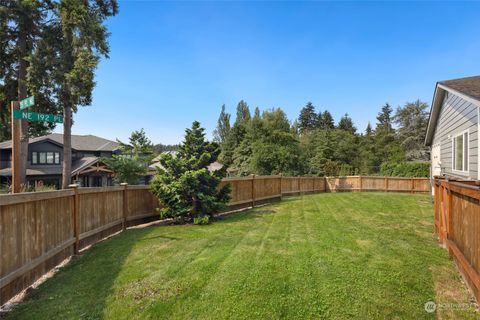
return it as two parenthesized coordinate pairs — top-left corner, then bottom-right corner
(4, 193), (478, 319)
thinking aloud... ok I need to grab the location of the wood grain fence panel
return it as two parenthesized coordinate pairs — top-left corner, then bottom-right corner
(78, 190), (123, 248)
(386, 178), (410, 192)
(452, 193), (480, 275)
(126, 188), (161, 222)
(0, 195), (73, 305)
(361, 177), (386, 190)
(414, 179), (431, 192)
(434, 178), (480, 304)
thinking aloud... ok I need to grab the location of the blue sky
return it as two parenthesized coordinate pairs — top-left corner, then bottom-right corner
(60, 1), (480, 145)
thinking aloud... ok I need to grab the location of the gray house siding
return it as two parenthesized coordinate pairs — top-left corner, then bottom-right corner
(432, 91), (479, 179)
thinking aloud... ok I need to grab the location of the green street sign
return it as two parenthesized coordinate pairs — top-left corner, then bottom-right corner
(13, 110), (64, 123)
(19, 96), (35, 110)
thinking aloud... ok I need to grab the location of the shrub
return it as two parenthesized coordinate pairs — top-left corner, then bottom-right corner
(150, 121), (231, 223)
(193, 215), (210, 225)
(380, 162), (430, 177)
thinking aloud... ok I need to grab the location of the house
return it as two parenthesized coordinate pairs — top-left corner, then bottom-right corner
(425, 76), (480, 181)
(147, 151), (231, 176)
(0, 133), (119, 188)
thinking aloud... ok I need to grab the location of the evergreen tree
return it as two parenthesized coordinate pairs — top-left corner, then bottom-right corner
(235, 100), (251, 125)
(213, 104), (231, 144)
(337, 113), (356, 134)
(394, 100), (430, 161)
(365, 122), (373, 135)
(28, 0), (118, 188)
(150, 121), (230, 222)
(316, 111), (324, 129)
(102, 129), (153, 185)
(298, 102), (317, 133)
(321, 111), (335, 130)
(0, 0), (58, 186)
(118, 128), (154, 156)
(376, 103), (394, 133)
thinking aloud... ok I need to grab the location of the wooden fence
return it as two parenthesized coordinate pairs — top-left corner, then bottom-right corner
(0, 175), (429, 305)
(434, 177), (480, 303)
(0, 185), (160, 305)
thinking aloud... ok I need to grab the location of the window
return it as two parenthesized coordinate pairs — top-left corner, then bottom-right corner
(39, 152), (46, 164)
(453, 131), (468, 172)
(31, 152), (61, 165)
(46, 152), (54, 164)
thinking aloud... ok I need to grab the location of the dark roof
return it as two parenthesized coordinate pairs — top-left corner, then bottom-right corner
(438, 76), (480, 102)
(425, 75), (480, 146)
(0, 133), (119, 152)
(71, 156), (99, 176)
(0, 157), (102, 177)
(0, 166), (62, 177)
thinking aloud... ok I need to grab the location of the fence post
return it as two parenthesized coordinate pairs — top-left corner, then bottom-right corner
(68, 184), (80, 254)
(384, 177), (388, 192)
(121, 183), (128, 230)
(411, 178), (415, 193)
(446, 184), (454, 240)
(251, 175), (256, 208)
(279, 174), (283, 198)
(359, 176), (362, 192)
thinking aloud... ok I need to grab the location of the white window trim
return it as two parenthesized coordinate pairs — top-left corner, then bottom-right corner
(452, 129), (469, 174)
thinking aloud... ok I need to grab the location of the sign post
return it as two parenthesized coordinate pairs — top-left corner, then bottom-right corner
(9, 95), (63, 193)
(11, 101), (22, 193)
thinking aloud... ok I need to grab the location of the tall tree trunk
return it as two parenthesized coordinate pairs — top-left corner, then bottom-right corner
(18, 14), (28, 190)
(62, 105), (72, 189)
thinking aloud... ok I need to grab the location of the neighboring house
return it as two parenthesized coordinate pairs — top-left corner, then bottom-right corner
(148, 151), (230, 176)
(0, 133), (119, 188)
(425, 76), (480, 182)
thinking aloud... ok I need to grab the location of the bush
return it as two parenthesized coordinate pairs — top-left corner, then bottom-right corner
(193, 215), (210, 225)
(150, 121), (231, 223)
(380, 162), (430, 177)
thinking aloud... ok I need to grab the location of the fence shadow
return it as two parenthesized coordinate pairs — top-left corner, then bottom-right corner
(4, 227), (156, 319)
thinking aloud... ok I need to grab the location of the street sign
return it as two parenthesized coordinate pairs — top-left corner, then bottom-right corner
(13, 110), (64, 123)
(19, 96), (35, 110)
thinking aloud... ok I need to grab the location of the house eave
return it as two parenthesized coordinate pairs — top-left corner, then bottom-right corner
(425, 83), (480, 147)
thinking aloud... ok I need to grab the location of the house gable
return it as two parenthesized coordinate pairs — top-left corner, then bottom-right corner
(431, 90), (479, 180)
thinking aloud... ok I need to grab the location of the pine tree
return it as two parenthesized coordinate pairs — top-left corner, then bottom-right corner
(394, 100), (430, 161)
(337, 113), (356, 134)
(235, 100), (251, 125)
(316, 111), (324, 130)
(298, 102), (317, 133)
(321, 111), (335, 130)
(0, 0), (57, 186)
(213, 104), (231, 144)
(376, 103), (394, 133)
(102, 129), (154, 185)
(28, 0), (118, 188)
(118, 128), (154, 156)
(365, 122), (373, 135)
(150, 121), (231, 222)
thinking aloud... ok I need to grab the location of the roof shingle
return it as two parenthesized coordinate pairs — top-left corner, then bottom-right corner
(439, 76), (480, 102)
(0, 133), (119, 151)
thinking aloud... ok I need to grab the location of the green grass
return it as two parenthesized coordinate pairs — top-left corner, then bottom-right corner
(4, 193), (478, 319)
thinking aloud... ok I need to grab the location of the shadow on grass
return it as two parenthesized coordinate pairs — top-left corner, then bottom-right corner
(4, 227), (156, 320)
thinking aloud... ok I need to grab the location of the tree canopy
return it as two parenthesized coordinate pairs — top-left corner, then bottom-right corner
(213, 99), (430, 177)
